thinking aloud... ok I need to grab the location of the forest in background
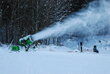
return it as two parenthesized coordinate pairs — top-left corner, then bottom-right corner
(0, 0), (92, 44)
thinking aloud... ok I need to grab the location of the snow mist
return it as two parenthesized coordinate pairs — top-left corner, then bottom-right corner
(32, 0), (110, 41)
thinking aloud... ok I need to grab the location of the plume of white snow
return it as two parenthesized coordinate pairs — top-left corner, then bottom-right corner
(32, 0), (110, 41)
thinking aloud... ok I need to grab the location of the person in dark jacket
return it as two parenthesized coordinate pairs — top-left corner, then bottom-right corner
(93, 45), (99, 53)
(80, 42), (83, 52)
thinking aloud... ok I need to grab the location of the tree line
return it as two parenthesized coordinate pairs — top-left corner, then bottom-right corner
(0, 0), (92, 44)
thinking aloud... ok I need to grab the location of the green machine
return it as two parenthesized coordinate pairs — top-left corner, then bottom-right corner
(11, 45), (20, 51)
(11, 35), (34, 51)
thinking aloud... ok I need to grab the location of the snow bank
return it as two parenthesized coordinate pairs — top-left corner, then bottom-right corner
(0, 50), (110, 74)
(0, 37), (110, 74)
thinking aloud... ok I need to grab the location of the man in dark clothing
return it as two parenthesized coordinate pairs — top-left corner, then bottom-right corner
(80, 42), (83, 52)
(93, 45), (99, 53)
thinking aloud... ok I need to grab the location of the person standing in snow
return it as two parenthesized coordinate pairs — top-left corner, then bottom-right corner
(80, 42), (83, 52)
(93, 45), (99, 53)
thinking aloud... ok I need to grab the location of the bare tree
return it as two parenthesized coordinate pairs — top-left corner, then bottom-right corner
(0, 0), (92, 44)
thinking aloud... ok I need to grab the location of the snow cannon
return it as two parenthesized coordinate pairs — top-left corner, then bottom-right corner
(19, 35), (34, 51)
(19, 35), (33, 46)
(11, 35), (34, 51)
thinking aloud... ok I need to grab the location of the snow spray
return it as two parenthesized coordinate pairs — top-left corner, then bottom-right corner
(32, 0), (110, 41)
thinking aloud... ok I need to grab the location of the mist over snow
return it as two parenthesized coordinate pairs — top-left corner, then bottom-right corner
(32, 0), (110, 41)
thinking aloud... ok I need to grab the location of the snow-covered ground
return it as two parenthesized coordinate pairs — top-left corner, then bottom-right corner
(0, 43), (110, 74)
(0, 35), (110, 74)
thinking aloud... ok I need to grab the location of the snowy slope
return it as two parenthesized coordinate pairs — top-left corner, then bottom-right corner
(0, 46), (110, 74)
(0, 35), (110, 74)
